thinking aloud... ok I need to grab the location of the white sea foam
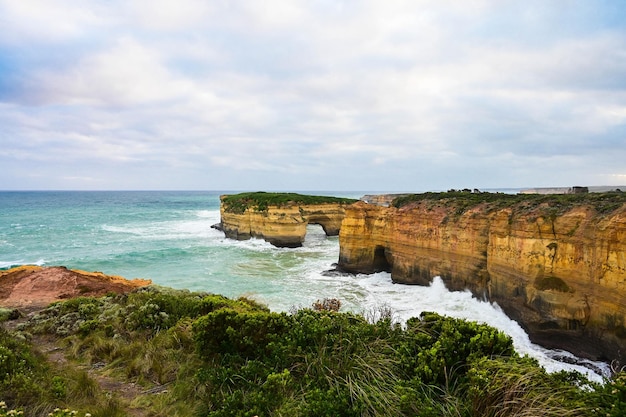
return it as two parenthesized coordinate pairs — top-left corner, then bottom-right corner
(0, 258), (46, 269)
(101, 216), (221, 241)
(0, 260), (23, 269)
(223, 236), (277, 252)
(350, 274), (610, 382)
(101, 225), (145, 235)
(224, 225), (337, 254)
(195, 210), (219, 219)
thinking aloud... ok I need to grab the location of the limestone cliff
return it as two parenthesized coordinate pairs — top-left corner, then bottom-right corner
(338, 192), (626, 363)
(219, 192), (357, 248)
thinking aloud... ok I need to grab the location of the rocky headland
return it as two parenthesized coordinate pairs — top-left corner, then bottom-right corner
(0, 265), (151, 309)
(337, 191), (626, 364)
(217, 192), (358, 247)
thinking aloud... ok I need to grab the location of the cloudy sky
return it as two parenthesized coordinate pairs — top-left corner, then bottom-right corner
(1, 1), (625, 192)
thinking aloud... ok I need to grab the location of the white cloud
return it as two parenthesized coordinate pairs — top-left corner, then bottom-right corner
(28, 37), (193, 107)
(0, 0), (114, 44)
(1, 0), (626, 190)
(125, 0), (214, 30)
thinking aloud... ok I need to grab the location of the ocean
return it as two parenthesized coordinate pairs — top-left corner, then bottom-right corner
(0, 190), (610, 381)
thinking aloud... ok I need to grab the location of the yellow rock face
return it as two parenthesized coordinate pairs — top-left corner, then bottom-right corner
(219, 200), (349, 248)
(338, 200), (626, 363)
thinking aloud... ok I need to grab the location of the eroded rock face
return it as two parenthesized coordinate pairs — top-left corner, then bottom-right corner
(0, 266), (151, 308)
(338, 199), (626, 363)
(219, 199), (350, 248)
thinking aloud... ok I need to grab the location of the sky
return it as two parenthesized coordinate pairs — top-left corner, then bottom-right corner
(1, 1), (625, 192)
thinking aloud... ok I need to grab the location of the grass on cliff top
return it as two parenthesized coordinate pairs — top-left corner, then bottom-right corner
(391, 190), (626, 216)
(222, 191), (358, 214)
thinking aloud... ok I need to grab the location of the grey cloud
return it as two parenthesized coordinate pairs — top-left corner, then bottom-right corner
(1, 0), (625, 190)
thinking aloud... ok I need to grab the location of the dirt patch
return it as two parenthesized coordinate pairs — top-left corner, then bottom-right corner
(28, 332), (151, 417)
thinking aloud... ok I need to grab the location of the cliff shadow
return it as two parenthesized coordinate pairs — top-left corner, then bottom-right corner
(373, 245), (392, 273)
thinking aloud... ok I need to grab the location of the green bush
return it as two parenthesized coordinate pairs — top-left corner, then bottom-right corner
(193, 309), (402, 417)
(0, 308), (20, 322)
(6, 287), (626, 416)
(399, 312), (515, 386)
(589, 370), (626, 416)
(0, 328), (48, 409)
(222, 192), (357, 214)
(466, 356), (590, 416)
(391, 191), (626, 218)
(193, 309), (518, 416)
(193, 309), (291, 361)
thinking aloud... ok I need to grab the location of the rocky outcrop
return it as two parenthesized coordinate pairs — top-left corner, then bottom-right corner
(360, 194), (409, 206)
(219, 195), (354, 248)
(0, 266), (151, 308)
(338, 194), (626, 364)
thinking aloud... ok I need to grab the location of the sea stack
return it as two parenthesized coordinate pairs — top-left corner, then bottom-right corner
(218, 192), (358, 248)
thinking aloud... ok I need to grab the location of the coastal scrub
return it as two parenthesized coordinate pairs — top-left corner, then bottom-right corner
(221, 192), (358, 214)
(2, 286), (626, 416)
(392, 190), (626, 217)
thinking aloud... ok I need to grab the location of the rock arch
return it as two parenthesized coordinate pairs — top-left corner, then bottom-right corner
(306, 213), (341, 236)
(220, 202), (351, 248)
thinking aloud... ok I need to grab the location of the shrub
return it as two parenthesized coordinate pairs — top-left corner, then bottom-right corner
(193, 309), (291, 361)
(391, 191), (626, 218)
(194, 308), (403, 416)
(0, 328), (49, 409)
(7, 288), (625, 416)
(589, 370), (626, 416)
(222, 192), (357, 214)
(466, 356), (590, 416)
(312, 298), (342, 312)
(399, 312), (515, 386)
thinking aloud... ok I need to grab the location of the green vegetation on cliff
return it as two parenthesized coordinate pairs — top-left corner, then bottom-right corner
(222, 192), (358, 214)
(392, 190), (626, 216)
(2, 287), (626, 416)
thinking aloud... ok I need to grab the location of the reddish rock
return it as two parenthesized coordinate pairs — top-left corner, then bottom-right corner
(0, 266), (151, 308)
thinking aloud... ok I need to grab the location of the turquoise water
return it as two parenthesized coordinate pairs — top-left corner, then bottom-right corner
(0, 190), (609, 380)
(0, 190), (363, 307)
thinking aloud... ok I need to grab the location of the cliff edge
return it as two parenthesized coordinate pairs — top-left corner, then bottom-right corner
(218, 192), (357, 247)
(0, 265), (151, 309)
(338, 191), (626, 364)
